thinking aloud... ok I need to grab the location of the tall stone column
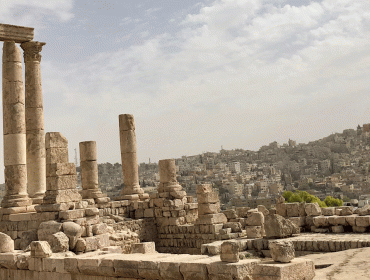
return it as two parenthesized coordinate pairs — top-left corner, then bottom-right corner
(158, 159), (186, 199)
(79, 141), (106, 200)
(1, 41), (31, 208)
(119, 114), (145, 200)
(20, 41), (46, 204)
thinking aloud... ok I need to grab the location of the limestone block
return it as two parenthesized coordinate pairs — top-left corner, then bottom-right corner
(245, 226), (262, 238)
(30, 241), (52, 258)
(222, 209), (238, 219)
(75, 238), (86, 252)
(339, 207), (353, 216)
(257, 205), (269, 216)
(236, 207), (251, 218)
(196, 184), (213, 194)
(169, 190), (186, 199)
(269, 208), (277, 215)
(4, 134), (26, 166)
(264, 214), (300, 239)
(321, 207), (335, 216)
(269, 240), (295, 263)
(158, 159), (177, 183)
(331, 225), (344, 233)
(276, 203), (287, 217)
(144, 208), (154, 218)
(356, 216), (370, 227)
(196, 213), (227, 225)
(62, 222), (82, 250)
(287, 217), (305, 228)
(220, 228), (232, 234)
(221, 241), (239, 263)
(330, 216), (347, 226)
(353, 226), (367, 233)
(38, 221), (62, 241)
(3, 103), (25, 135)
(180, 261), (209, 280)
(313, 216), (329, 227)
(92, 223), (108, 235)
(197, 192), (220, 204)
(357, 204), (370, 216)
(305, 203), (321, 216)
(45, 132), (68, 149)
(0, 24), (34, 43)
(119, 114), (135, 131)
(84, 236), (98, 252)
(0, 233), (14, 253)
(46, 175), (77, 190)
(85, 208), (99, 216)
(286, 203), (300, 217)
(246, 211), (264, 226)
(198, 202), (220, 215)
(59, 209), (84, 220)
(47, 232), (69, 253)
(25, 107), (44, 131)
(345, 215), (358, 226)
(43, 189), (81, 204)
(3, 164), (27, 195)
(132, 242), (156, 254)
(223, 222), (242, 232)
(20, 229), (37, 250)
(79, 141), (97, 161)
(46, 163), (76, 177)
(46, 147), (69, 164)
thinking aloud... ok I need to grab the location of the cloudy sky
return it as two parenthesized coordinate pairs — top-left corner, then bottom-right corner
(0, 0), (369, 182)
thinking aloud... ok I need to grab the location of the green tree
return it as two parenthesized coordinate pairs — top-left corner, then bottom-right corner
(283, 191), (293, 201)
(324, 196), (343, 207)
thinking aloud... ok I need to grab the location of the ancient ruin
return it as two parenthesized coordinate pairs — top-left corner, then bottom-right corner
(7, 22), (368, 279)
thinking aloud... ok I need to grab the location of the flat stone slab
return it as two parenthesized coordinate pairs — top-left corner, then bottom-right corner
(0, 24), (34, 43)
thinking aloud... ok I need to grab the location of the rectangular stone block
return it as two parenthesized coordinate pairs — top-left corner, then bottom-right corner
(46, 163), (76, 177)
(196, 184), (213, 194)
(46, 147), (69, 164)
(59, 209), (84, 220)
(198, 202), (220, 215)
(45, 132), (68, 149)
(0, 23), (34, 43)
(197, 192), (219, 204)
(46, 174), (77, 190)
(132, 242), (156, 254)
(43, 189), (81, 204)
(196, 213), (227, 225)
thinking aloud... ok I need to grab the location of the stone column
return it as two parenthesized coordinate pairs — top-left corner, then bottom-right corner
(119, 114), (144, 200)
(20, 41), (46, 204)
(1, 41), (31, 208)
(79, 141), (105, 200)
(158, 159), (186, 199)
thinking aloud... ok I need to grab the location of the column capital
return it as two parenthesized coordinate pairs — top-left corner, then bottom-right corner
(20, 41), (46, 62)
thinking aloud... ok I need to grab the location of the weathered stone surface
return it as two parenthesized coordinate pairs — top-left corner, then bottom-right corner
(331, 225), (344, 233)
(221, 241), (239, 263)
(313, 216), (329, 227)
(0, 23), (34, 43)
(246, 211), (264, 226)
(47, 232), (69, 252)
(276, 203), (287, 217)
(132, 242), (156, 254)
(222, 209), (238, 219)
(196, 213), (227, 225)
(45, 132), (68, 149)
(257, 205), (269, 216)
(245, 226), (262, 238)
(339, 207), (353, 216)
(92, 223), (108, 235)
(198, 202), (220, 215)
(357, 204), (370, 216)
(264, 214), (300, 239)
(0, 233), (14, 253)
(321, 207), (335, 216)
(30, 241), (52, 258)
(38, 221), (62, 240)
(286, 203), (300, 217)
(269, 240), (295, 263)
(62, 222), (82, 249)
(20, 229), (37, 250)
(305, 203), (321, 216)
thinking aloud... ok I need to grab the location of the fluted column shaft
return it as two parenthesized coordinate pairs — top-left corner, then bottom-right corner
(119, 114), (144, 198)
(20, 41), (46, 204)
(1, 41), (30, 208)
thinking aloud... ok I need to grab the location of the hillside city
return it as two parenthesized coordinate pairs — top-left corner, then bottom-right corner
(1, 124), (370, 209)
(92, 124), (370, 209)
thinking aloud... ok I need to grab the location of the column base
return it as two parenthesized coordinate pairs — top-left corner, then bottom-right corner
(120, 185), (144, 195)
(30, 192), (45, 205)
(81, 189), (105, 199)
(1, 194), (31, 208)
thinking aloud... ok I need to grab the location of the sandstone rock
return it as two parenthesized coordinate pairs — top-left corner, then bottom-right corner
(222, 209), (238, 219)
(285, 203), (300, 217)
(313, 216), (329, 227)
(353, 226), (367, 233)
(305, 203), (321, 216)
(48, 232), (69, 252)
(132, 242), (156, 254)
(0, 232), (14, 253)
(93, 223), (108, 235)
(331, 225), (344, 233)
(245, 226), (262, 238)
(20, 230), (37, 250)
(223, 222), (242, 233)
(276, 203), (287, 217)
(269, 240), (295, 263)
(236, 207), (250, 218)
(30, 241), (52, 258)
(257, 205), (269, 216)
(220, 241), (239, 263)
(339, 207), (353, 216)
(264, 214), (300, 239)
(75, 238), (86, 253)
(62, 222), (82, 250)
(321, 207), (335, 216)
(246, 211), (264, 226)
(357, 204), (370, 216)
(38, 221), (62, 241)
